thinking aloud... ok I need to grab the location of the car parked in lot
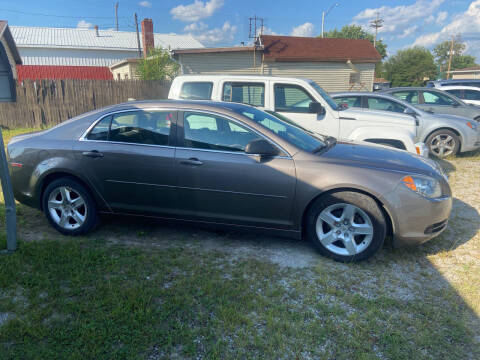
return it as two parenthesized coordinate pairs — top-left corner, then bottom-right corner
(440, 86), (480, 106)
(169, 75), (428, 156)
(426, 79), (480, 89)
(382, 87), (480, 121)
(332, 92), (480, 158)
(8, 101), (452, 262)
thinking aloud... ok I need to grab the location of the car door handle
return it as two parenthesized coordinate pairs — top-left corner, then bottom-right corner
(82, 150), (104, 158)
(339, 116), (357, 120)
(180, 158), (203, 166)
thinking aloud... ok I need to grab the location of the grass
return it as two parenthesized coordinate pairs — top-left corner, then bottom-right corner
(0, 128), (479, 359)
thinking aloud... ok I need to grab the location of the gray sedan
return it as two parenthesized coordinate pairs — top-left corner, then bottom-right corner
(7, 101), (451, 262)
(382, 87), (480, 121)
(332, 92), (480, 157)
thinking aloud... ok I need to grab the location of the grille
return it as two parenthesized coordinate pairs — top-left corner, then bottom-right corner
(424, 219), (448, 234)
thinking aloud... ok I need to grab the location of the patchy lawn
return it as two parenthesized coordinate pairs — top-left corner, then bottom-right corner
(0, 129), (479, 359)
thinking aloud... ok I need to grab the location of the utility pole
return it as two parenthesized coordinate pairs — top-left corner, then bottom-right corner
(115, 2), (119, 31)
(370, 12), (384, 48)
(447, 35), (455, 79)
(321, 3), (340, 38)
(134, 13), (142, 58)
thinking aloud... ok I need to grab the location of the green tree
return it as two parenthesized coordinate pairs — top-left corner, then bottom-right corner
(324, 25), (387, 59)
(433, 36), (477, 73)
(136, 48), (180, 80)
(384, 47), (437, 87)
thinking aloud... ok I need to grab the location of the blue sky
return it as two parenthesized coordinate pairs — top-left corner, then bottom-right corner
(2, 0), (480, 57)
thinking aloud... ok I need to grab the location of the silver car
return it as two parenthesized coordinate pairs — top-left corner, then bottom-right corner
(382, 87), (480, 121)
(332, 92), (480, 157)
(8, 100), (452, 262)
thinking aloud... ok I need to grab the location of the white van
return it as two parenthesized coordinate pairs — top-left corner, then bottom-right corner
(168, 75), (428, 156)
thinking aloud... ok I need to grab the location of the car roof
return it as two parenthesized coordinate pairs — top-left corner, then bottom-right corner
(382, 87), (434, 91)
(439, 85), (480, 90)
(172, 74), (315, 84)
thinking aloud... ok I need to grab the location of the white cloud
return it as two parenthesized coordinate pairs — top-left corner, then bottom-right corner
(290, 22), (315, 37)
(139, 1), (152, 7)
(353, 0), (444, 37)
(412, 1), (480, 58)
(399, 25), (419, 38)
(185, 21), (237, 45)
(436, 11), (448, 24)
(171, 0), (224, 22)
(77, 20), (93, 29)
(258, 26), (279, 36)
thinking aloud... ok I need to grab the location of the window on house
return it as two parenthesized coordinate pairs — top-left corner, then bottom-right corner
(222, 82), (265, 107)
(0, 42), (15, 102)
(349, 73), (361, 85)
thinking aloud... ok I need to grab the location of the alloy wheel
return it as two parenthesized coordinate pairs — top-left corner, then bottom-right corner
(315, 203), (374, 256)
(429, 134), (456, 157)
(47, 186), (87, 230)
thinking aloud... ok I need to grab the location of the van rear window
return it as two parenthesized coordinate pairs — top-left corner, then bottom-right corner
(179, 82), (213, 100)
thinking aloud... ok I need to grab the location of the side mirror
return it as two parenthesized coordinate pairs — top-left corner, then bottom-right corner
(309, 102), (326, 115)
(245, 139), (280, 157)
(404, 107), (417, 116)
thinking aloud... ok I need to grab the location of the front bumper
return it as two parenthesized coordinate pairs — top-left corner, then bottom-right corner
(384, 187), (452, 247)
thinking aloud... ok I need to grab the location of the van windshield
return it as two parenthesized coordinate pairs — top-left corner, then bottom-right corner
(308, 81), (340, 111)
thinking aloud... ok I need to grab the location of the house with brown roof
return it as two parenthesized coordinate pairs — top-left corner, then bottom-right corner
(0, 20), (22, 102)
(450, 66), (480, 80)
(172, 35), (381, 92)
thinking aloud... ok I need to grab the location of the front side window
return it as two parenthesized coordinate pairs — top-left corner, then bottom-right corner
(422, 91), (457, 105)
(180, 82), (213, 100)
(391, 91), (419, 104)
(222, 82), (265, 107)
(97, 110), (173, 145)
(183, 112), (261, 152)
(334, 96), (362, 108)
(274, 84), (314, 113)
(464, 89), (480, 100)
(366, 97), (406, 113)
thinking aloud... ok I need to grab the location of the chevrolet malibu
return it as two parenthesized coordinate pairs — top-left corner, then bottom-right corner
(7, 101), (452, 262)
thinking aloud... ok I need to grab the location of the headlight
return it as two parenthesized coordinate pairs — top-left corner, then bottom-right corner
(401, 175), (442, 198)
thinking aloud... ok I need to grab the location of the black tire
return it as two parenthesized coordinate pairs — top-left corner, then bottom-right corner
(425, 129), (460, 158)
(305, 191), (386, 263)
(42, 177), (99, 236)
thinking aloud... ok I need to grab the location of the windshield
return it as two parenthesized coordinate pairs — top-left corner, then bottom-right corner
(308, 81), (340, 111)
(231, 106), (327, 153)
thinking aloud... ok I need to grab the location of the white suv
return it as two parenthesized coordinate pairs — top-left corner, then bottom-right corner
(168, 75), (428, 156)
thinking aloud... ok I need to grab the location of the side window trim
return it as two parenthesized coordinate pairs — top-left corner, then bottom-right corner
(177, 109), (289, 157)
(80, 109), (178, 148)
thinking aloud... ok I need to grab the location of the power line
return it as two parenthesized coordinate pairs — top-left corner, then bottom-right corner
(0, 7), (129, 19)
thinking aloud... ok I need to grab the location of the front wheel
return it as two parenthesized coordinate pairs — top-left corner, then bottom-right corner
(425, 129), (460, 158)
(305, 191), (386, 262)
(42, 177), (98, 235)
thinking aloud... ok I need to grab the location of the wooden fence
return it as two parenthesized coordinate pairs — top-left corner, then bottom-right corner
(0, 79), (171, 129)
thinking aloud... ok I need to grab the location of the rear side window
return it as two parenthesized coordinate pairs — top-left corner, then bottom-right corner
(87, 111), (174, 146)
(391, 91), (419, 104)
(274, 84), (314, 113)
(334, 96), (362, 108)
(179, 82), (213, 100)
(87, 116), (111, 140)
(422, 91), (456, 105)
(222, 82), (265, 107)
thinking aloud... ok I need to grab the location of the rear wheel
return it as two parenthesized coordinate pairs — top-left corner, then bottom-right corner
(42, 177), (98, 235)
(305, 191), (386, 262)
(425, 129), (460, 158)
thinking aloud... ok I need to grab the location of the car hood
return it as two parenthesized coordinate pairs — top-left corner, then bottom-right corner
(318, 140), (440, 177)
